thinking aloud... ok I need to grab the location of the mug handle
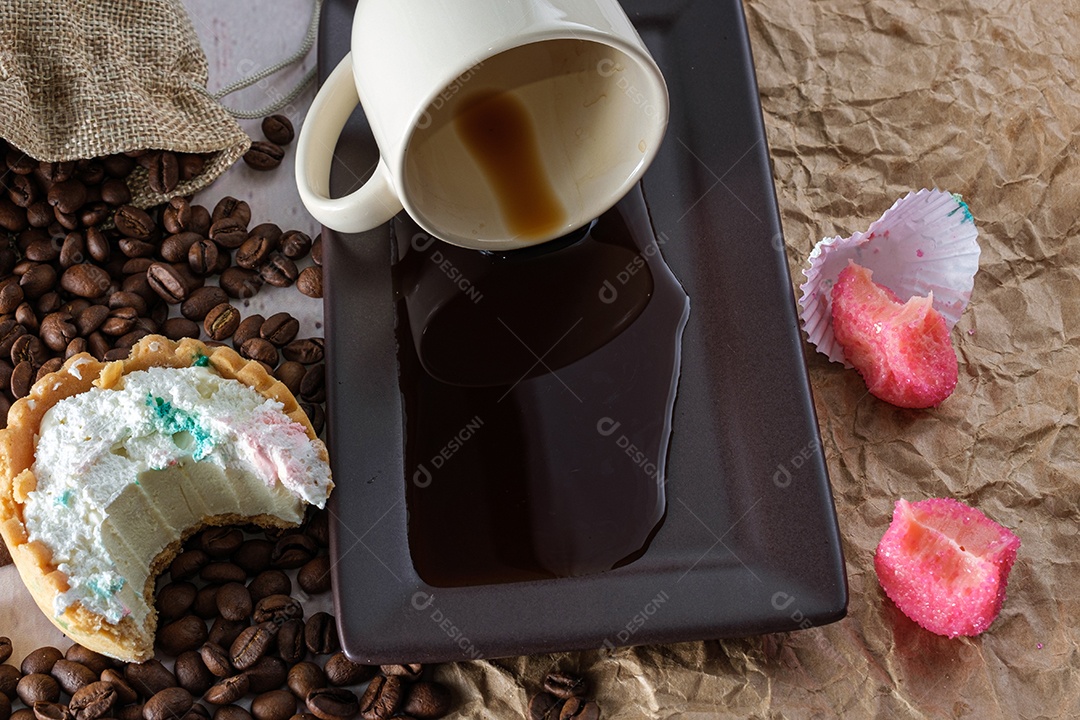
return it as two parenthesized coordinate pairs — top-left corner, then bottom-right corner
(295, 53), (403, 233)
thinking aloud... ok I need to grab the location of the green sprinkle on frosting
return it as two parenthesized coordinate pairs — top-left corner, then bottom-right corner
(146, 394), (215, 460)
(949, 193), (974, 223)
(55, 489), (73, 508)
(193, 353), (210, 367)
(86, 575), (125, 598)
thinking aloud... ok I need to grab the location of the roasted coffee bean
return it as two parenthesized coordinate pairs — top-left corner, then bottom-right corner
(213, 706), (251, 720)
(300, 402), (325, 436)
(186, 203), (210, 234)
(98, 670), (137, 706)
(297, 556), (331, 595)
(170, 549), (210, 581)
(161, 316), (200, 341)
(204, 675), (249, 706)
(159, 615), (210, 656)
(0, 320), (28, 359)
(253, 595), (303, 624)
(26, 201), (54, 228)
(0, 197), (28, 232)
(0, 639), (9, 665)
(379, 665), (422, 681)
(117, 704), (145, 720)
(198, 643), (233, 679)
(100, 306), (138, 336)
(300, 364), (325, 402)
(209, 217), (249, 250)
(49, 659), (96, 696)
(543, 673), (587, 700)
(114, 205), (155, 240)
(240, 337), (278, 367)
(248, 222), (283, 247)
(147, 152), (179, 194)
(282, 338), (323, 365)
(14, 304), (37, 335)
(262, 115), (295, 146)
(146, 262), (189, 304)
(163, 197), (191, 234)
(276, 619), (306, 664)
(558, 698), (599, 720)
(46, 179), (86, 214)
(0, 666), (19, 701)
(61, 264), (110, 299)
(143, 687), (193, 720)
(178, 153), (205, 181)
(201, 562), (246, 584)
(74, 305), (109, 336)
(9, 174), (39, 207)
(259, 254), (298, 288)
(528, 693), (562, 720)
(234, 538), (273, 575)
(296, 267), (322, 299)
(119, 237), (156, 258)
(207, 618), (249, 650)
(244, 142), (284, 171)
(59, 233), (87, 268)
(245, 656), (288, 695)
(251, 690), (296, 720)
(20, 264), (59, 299)
(31, 701), (71, 720)
(39, 160), (75, 183)
(193, 585), (220, 619)
(231, 314), (264, 350)
(358, 676), (402, 720)
(323, 655), (372, 688)
(110, 290), (148, 316)
(231, 623), (279, 671)
(271, 534), (317, 569)
(34, 357), (62, 382)
(161, 232), (202, 263)
(306, 688), (359, 720)
(180, 705), (211, 720)
(113, 329), (149, 351)
(205, 303), (241, 341)
(24, 237), (59, 263)
(304, 511), (330, 548)
(189, 239), (219, 275)
(80, 201), (111, 228)
(121, 273), (154, 304)
(199, 526), (243, 557)
(0, 360), (13, 390)
(215, 582), (252, 623)
(274, 362), (305, 395)
(211, 197), (251, 226)
(220, 267), (262, 299)
(278, 231), (310, 260)
(156, 581), (197, 621)
(0, 283), (24, 316)
(38, 293), (65, 316)
(236, 236), (273, 270)
(259, 313), (299, 347)
(21, 649), (63, 677)
(286, 663), (324, 700)
(69, 680), (117, 720)
(86, 332), (110, 361)
(100, 177), (132, 206)
(248, 570), (291, 603)
(83, 227), (110, 263)
(400, 683), (451, 720)
(174, 651), (213, 696)
(304, 613), (338, 656)
(181, 286), (228, 321)
(16, 674), (59, 705)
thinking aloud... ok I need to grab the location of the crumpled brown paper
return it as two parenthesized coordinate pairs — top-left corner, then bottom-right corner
(425, 0), (1080, 716)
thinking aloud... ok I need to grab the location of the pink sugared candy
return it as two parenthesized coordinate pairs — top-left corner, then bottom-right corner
(830, 262), (958, 408)
(875, 497), (1020, 638)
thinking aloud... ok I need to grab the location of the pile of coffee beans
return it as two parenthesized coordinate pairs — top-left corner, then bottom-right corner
(0, 138), (325, 427)
(527, 673), (600, 720)
(0, 511), (454, 720)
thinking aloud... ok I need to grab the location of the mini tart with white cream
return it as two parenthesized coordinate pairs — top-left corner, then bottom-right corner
(0, 335), (333, 661)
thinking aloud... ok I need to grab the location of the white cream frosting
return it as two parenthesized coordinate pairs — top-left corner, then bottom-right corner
(23, 365), (332, 625)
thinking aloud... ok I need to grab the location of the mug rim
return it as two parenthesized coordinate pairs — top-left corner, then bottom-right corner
(391, 28), (670, 251)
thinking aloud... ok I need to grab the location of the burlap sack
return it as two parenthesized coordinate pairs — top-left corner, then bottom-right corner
(0, 0), (250, 207)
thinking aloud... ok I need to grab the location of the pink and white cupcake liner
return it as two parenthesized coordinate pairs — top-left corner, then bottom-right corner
(798, 189), (981, 365)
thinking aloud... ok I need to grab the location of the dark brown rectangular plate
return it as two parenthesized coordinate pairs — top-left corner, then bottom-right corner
(323, 0), (846, 664)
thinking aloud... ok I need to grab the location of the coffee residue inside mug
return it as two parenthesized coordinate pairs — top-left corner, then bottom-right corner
(454, 90), (567, 239)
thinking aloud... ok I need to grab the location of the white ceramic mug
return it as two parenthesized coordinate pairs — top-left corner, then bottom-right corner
(295, 0), (668, 251)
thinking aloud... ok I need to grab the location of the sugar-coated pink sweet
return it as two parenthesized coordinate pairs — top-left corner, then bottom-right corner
(875, 497), (1020, 638)
(830, 262), (958, 408)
